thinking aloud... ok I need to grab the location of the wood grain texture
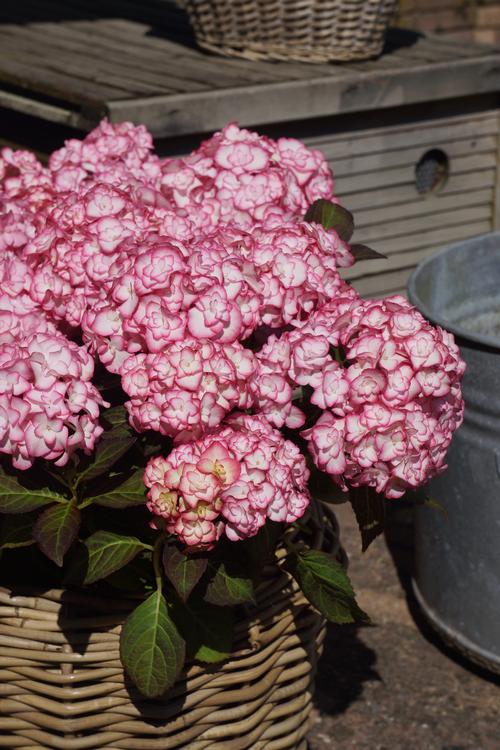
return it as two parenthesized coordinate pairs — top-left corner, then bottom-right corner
(323, 111), (499, 297)
(0, 1), (498, 136)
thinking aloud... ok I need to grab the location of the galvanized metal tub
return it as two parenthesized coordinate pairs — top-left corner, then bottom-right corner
(408, 232), (500, 673)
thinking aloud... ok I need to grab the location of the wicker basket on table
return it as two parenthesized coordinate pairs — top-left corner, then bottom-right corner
(0, 501), (343, 750)
(184, 0), (397, 63)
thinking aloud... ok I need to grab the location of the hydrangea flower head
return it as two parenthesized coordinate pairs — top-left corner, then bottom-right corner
(144, 414), (310, 547)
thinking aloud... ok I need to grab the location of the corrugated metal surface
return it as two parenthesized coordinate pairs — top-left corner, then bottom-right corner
(305, 111), (500, 298)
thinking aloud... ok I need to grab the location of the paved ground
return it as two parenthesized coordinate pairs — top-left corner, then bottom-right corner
(309, 501), (500, 750)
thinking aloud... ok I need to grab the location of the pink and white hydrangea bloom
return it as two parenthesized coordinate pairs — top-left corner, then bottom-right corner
(0, 118), (466, 544)
(144, 414), (310, 547)
(121, 338), (257, 441)
(0, 313), (107, 469)
(297, 295), (465, 498)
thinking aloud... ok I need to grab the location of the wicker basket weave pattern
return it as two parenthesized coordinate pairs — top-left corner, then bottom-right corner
(0, 504), (341, 749)
(185, 0), (397, 62)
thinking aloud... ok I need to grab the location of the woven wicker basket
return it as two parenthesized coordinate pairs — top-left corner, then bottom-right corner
(184, 0), (397, 63)
(0, 503), (342, 749)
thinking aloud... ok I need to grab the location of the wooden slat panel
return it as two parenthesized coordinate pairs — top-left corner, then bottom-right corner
(305, 112), (499, 156)
(354, 188), (493, 228)
(336, 151), (497, 193)
(364, 287), (408, 300)
(354, 205), (492, 243)
(352, 268), (417, 297)
(343, 229), (492, 281)
(342, 170), (496, 212)
(359, 220), (491, 257)
(331, 136), (496, 178)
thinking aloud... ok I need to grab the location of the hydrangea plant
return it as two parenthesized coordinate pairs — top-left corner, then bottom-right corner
(0, 121), (465, 697)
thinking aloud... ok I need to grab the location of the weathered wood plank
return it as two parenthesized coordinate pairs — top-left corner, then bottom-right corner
(0, 54), (125, 107)
(354, 205), (492, 243)
(331, 135), (496, 178)
(105, 55), (500, 137)
(28, 20), (292, 90)
(305, 112), (499, 157)
(493, 113), (500, 230)
(352, 268), (417, 297)
(78, 17), (333, 82)
(0, 29), (178, 97)
(343, 227), (493, 280)
(0, 88), (89, 128)
(336, 152), (497, 194)
(0, 23), (206, 94)
(342, 170), (496, 212)
(356, 219), (491, 257)
(354, 188), (493, 228)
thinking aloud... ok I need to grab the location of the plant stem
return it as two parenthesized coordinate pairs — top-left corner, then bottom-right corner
(152, 534), (166, 591)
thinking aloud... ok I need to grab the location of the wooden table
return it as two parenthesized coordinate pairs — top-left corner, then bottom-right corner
(1, 0), (500, 297)
(0, 1), (499, 138)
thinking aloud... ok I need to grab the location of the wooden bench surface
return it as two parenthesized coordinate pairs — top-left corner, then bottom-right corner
(0, 0), (500, 137)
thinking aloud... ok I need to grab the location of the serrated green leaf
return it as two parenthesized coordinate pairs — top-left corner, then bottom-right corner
(0, 466), (66, 514)
(86, 469), (147, 509)
(304, 199), (354, 242)
(350, 244), (387, 261)
(83, 531), (148, 584)
(120, 590), (185, 698)
(0, 512), (37, 549)
(33, 501), (80, 567)
(163, 546), (208, 602)
(293, 550), (369, 625)
(172, 595), (233, 664)
(204, 561), (255, 607)
(77, 426), (136, 485)
(349, 485), (386, 552)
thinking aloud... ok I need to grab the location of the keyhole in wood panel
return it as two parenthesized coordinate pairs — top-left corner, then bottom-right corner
(415, 149), (449, 195)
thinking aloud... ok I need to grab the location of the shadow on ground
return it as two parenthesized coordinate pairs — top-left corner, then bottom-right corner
(314, 622), (381, 716)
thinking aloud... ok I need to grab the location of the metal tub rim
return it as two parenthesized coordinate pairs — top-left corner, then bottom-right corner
(407, 231), (500, 351)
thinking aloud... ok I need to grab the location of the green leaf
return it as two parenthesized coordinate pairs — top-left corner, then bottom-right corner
(101, 405), (131, 429)
(349, 243), (387, 261)
(293, 549), (369, 625)
(304, 199), (354, 242)
(0, 466), (66, 514)
(33, 501), (81, 567)
(83, 531), (148, 585)
(85, 469), (147, 509)
(120, 590), (185, 698)
(349, 486), (386, 552)
(163, 545), (208, 602)
(77, 425), (136, 484)
(172, 595), (233, 664)
(0, 512), (37, 549)
(204, 561), (255, 607)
